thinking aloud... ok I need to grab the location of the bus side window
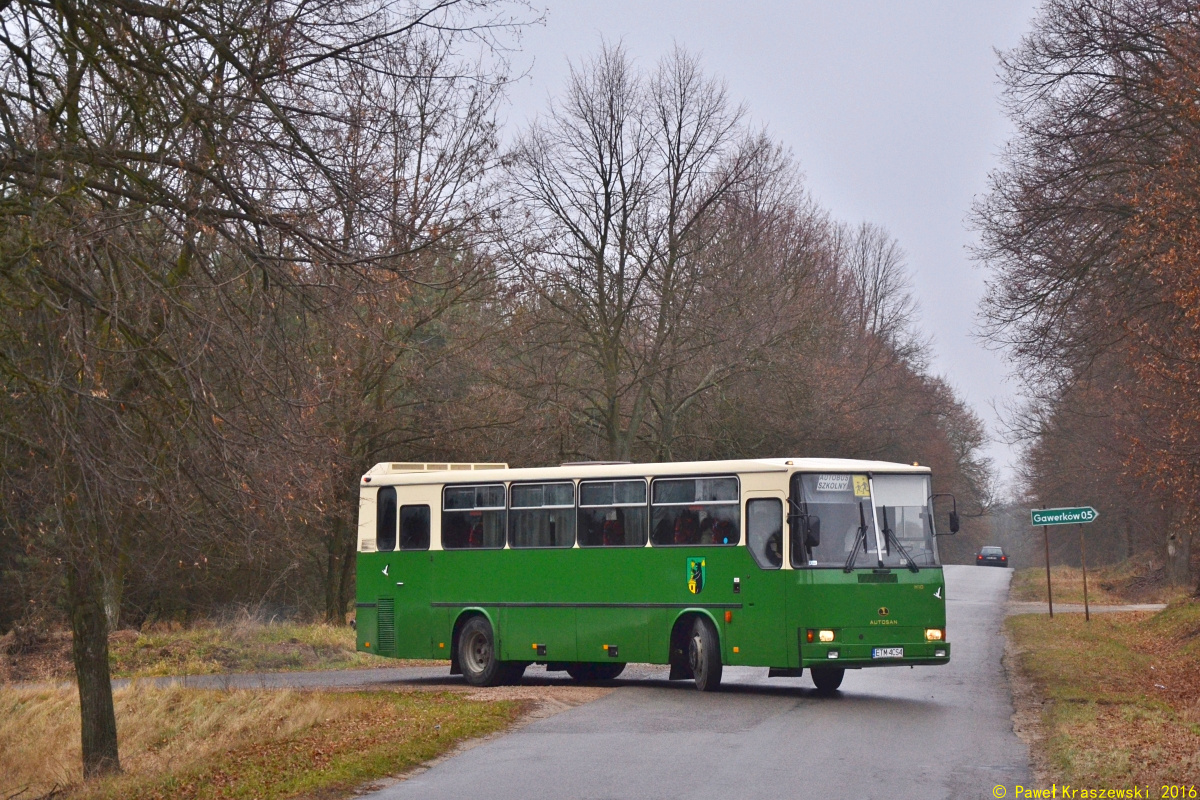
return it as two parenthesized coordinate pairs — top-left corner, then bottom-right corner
(376, 487), (397, 552)
(442, 484), (506, 549)
(400, 505), (430, 550)
(509, 482), (575, 548)
(650, 477), (740, 546)
(578, 480), (647, 547)
(747, 498), (783, 569)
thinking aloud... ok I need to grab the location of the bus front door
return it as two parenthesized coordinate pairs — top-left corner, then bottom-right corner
(737, 495), (788, 667)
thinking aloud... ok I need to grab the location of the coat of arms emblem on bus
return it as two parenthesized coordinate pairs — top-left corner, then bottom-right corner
(687, 557), (706, 594)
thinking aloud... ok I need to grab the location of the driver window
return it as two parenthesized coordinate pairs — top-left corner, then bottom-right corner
(747, 499), (783, 569)
(790, 473), (879, 568)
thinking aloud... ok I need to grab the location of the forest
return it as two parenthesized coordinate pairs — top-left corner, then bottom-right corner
(7, 0), (1200, 781)
(0, 0), (994, 644)
(976, 0), (1200, 590)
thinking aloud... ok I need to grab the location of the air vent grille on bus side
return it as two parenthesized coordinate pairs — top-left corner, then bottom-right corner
(377, 598), (395, 654)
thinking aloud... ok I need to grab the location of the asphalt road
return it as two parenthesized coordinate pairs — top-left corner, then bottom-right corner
(359, 564), (1030, 800)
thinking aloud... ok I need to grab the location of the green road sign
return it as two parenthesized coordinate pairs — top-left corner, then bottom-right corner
(1031, 507), (1099, 526)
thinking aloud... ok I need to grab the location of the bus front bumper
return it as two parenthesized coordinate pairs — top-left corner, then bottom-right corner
(801, 641), (950, 668)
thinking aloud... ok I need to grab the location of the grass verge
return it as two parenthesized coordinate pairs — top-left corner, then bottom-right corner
(0, 684), (522, 799)
(108, 622), (400, 678)
(1010, 562), (1184, 605)
(1006, 600), (1200, 785)
(2, 621), (448, 684)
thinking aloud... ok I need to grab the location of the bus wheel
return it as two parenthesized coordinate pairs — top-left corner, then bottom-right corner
(565, 662), (624, 682)
(810, 666), (844, 693)
(689, 616), (722, 691)
(591, 662), (625, 681)
(458, 616), (504, 687)
(564, 662), (597, 681)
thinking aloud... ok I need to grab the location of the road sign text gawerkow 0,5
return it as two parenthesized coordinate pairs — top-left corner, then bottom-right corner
(1030, 506), (1100, 620)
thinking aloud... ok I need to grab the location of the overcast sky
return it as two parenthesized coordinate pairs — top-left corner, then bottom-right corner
(501, 0), (1042, 490)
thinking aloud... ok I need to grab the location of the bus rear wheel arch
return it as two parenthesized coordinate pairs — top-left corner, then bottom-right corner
(453, 613), (524, 687)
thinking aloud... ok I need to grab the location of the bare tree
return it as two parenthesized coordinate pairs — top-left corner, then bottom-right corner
(0, 0), (528, 778)
(835, 222), (923, 363)
(974, 0), (1192, 391)
(974, 0), (1200, 587)
(258, 31), (511, 624)
(504, 44), (767, 460)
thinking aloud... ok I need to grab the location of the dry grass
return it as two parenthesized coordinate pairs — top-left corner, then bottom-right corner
(1, 621), (447, 684)
(1010, 561), (1185, 605)
(1007, 599), (1200, 785)
(108, 621), (386, 677)
(0, 684), (522, 800)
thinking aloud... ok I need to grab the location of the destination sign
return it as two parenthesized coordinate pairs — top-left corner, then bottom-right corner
(816, 474), (850, 492)
(1030, 507), (1099, 526)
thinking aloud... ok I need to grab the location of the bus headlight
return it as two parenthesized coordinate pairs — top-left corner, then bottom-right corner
(925, 628), (944, 641)
(818, 629), (835, 643)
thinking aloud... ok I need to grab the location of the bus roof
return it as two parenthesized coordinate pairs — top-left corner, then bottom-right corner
(361, 458), (932, 486)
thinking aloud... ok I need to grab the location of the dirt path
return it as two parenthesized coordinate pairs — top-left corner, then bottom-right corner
(1006, 601), (1166, 615)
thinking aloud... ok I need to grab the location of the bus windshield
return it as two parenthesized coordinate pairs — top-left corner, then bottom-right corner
(791, 473), (880, 568)
(791, 472), (940, 569)
(872, 474), (939, 568)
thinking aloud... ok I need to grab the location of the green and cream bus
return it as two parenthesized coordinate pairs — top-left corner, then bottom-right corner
(354, 458), (955, 692)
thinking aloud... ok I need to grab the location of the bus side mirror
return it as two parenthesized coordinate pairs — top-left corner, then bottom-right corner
(930, 493), (960, 536)
(804, 516), (821, 548)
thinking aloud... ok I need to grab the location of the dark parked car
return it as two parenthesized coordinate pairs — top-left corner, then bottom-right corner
(976, 546), (1008, 567)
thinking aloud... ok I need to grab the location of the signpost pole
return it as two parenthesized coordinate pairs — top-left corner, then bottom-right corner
(1079, 523), (1090, 622)
(1043, 520), (1053, 618)
(1032, 506), (1099, 618)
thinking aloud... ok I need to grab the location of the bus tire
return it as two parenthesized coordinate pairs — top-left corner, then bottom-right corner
(457, 615), (504, 687)
(591, 662), (625, 681)
(689, 616), (722, 691)
(810, 666), (844, 693)
(565, 662), (625, 682)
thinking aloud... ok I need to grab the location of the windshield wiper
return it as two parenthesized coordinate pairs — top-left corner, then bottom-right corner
(843, 500), (871, 573)
(880, 507), (920, 573)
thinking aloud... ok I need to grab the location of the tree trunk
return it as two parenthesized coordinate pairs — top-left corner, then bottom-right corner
(68, 563), (121, 779)
(324, 516), (354, 625)
(1166, 527), (1191, 587)
(1192, 530), (1200, 597)
(323, 522), (339, 624)
(336, 522), (357, 625)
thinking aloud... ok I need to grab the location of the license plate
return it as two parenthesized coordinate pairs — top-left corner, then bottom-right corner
(872, 647), (904, 659)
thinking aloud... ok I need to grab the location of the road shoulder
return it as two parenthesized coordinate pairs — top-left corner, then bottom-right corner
(349, 684), (613, 797)
(1003, 622), (1053, 787)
